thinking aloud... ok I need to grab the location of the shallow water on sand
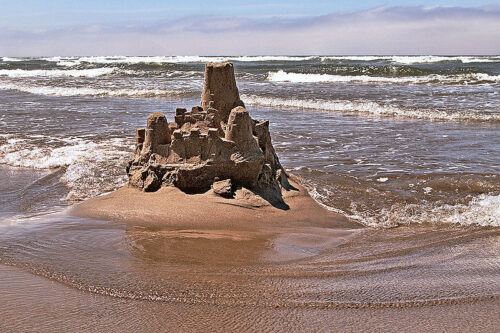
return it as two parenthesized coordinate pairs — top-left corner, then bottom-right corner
(1, 264), (499, 332)
(0, 211), (498, 310)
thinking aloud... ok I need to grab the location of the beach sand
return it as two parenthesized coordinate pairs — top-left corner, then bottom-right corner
(1, 264), (498, 332)
(1, 177), (498, 332)
(71, 178), (358, 230)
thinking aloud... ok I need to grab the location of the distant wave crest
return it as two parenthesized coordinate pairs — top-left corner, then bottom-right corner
(0, 68), (117, 78)
(0, 82), (190, 98)
(242, 94), (500, 122)
(267, 70), (500, 85)
(320, 55), (500, 64)
(37, 55), (318, 66)
(2, 55), (499, 66)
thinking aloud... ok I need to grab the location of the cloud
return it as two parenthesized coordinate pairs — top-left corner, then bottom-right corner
(1, 5), (499, 56)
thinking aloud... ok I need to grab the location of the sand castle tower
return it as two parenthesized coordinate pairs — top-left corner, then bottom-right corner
(201, 62), (244, 122)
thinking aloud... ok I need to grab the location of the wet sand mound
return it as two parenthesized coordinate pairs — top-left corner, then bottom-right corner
(72, 177), (357, 230)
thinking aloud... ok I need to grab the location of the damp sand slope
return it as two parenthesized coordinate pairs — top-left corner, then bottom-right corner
(71, 178), (358, 230)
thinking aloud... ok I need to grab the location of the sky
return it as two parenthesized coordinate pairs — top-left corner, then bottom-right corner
(1, 1), (499, 55)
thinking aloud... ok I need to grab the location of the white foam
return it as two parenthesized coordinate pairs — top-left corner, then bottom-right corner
(443, 194), (500, 227)
(39, 55), (318, 66)
(241, 94), (500, 122)
(0, 136), (132, 201)
(307, 182), (500, 228)
(267, 70), (500, 84)
(320, 55), (500, 64)
(0, 68), (116, 78)
(0, 82), (187, 98)
(1, 57), (27, 62)
(4, 55), (500, 65)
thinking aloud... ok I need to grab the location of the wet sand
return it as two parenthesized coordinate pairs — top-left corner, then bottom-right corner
(1, 264), (498, 332)
(1, 178), (498, 332)
(71, 178), (358, 230)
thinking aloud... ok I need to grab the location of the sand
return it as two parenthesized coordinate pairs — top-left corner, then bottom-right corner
(71, 178), (359, 230)
(1, 264), (498, 332)
(2, 179), (494, 332)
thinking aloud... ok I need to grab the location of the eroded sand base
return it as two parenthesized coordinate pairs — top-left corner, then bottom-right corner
(71, 179), (358, 230)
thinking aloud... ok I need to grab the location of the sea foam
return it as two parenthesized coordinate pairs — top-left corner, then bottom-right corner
(0, 68), (116, 78)
(0, 82), (189, 98)
(39, 55), (318, 67)
(3, 55), (500, 66)
(267, 70), (500, 85)
(307, 182), (500, 228)
(241, 94), (500, 122)
(320, 55), (500, 64)
(0, 136), (132, 201)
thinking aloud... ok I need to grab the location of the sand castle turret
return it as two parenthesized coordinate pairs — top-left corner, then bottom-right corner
(201, 62), (244, 122)
(126, 62), (291, 204)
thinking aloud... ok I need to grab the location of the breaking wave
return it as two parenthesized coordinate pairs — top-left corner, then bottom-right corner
(0, 82), (191, 98)
(297, 169), (500, 228)
(241, 94), (500, 122)
(34, 55), (318, 66)
(3, 55), (499, 66)
(310, 185), (500, 228)
(267, 70), (500, 85)
(0, 68), (117, 78)
(0, 135), (132, 201)
(320, 55), (500, 64)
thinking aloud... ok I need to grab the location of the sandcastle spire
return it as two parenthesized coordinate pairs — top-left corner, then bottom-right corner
(201, 62), (244, 122)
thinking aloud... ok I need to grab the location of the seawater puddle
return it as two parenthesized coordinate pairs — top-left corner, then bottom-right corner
(0, 210), (498, 308)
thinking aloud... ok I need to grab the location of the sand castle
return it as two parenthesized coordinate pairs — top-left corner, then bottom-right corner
(127, 62), (293, 205)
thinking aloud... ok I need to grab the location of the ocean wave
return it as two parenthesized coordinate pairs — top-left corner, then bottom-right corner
(0, 57), (27, 62)
(309, 186), (500, 228)
(267, 70), (500, 84)
(37, 55), (318, 66)
(299, 169), (500, 228)
(0, 136), (131, 201)
(0, 82), (190, 98)
(320, 55), (500, 64)
(241, 94), (500, 122)
(441, 193), (500, 227)
(3, 55), (500, 66)
(0, 68), (117, 78)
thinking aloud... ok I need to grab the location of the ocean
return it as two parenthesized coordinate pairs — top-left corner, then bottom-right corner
(1, 55), (499, 227)
(0, 56), (499, 330)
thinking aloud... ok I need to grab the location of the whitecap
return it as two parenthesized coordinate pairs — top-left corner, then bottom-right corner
(320, 55), (500, 64)
(267, 70), (500, 84)
(0, 82), (189, 98)
(0, 68), (116, 78)
(0, 136), (132, 202)
(241, 94), (500, 122)
(39, 55), (318, 66)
